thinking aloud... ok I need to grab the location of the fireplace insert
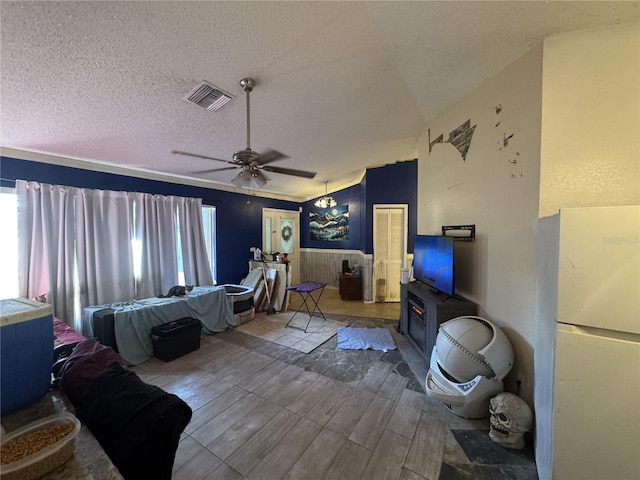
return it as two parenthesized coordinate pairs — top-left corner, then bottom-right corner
(407, 293), (426, 356)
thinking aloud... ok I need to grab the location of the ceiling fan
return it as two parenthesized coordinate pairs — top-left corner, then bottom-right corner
(172, 77), (316, 189)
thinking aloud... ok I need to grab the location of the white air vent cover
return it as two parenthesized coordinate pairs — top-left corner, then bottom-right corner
(183, 81), (233, 112)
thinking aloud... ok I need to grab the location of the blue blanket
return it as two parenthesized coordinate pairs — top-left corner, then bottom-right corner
(337, 327), (396, 352)
(82, 286), (234, 365)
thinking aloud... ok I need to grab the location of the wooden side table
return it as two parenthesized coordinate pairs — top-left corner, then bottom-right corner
(339, 274), (362, 301)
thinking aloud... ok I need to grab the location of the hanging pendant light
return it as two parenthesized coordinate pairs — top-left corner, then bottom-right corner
(314, 181), (337, 209)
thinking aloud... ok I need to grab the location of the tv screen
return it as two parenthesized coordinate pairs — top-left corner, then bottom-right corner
(413, 235), (454, 296)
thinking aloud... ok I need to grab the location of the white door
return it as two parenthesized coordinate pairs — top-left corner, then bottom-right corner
(373, 205), (408, 302)
(262, 208), (300, 285)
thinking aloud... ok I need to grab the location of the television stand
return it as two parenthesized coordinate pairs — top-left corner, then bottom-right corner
(430, 290), (453, 302)
(399, 281), (477, 363)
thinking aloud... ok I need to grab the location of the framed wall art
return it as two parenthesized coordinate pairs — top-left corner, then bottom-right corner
(309, 205), (349, 241)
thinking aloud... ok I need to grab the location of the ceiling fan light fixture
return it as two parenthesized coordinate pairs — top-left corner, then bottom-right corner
(231, 167), (267, 189)
(314, 181), (337, 209)
(231, 170), (251, 188)
(251, 171), (267, 189)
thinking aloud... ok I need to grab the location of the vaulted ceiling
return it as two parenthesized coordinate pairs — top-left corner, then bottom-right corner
(1, 1), (638, 200)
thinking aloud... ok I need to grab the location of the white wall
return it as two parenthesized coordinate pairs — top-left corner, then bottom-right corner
(417, 18), (638, 416)
(535, 24), (640, 480)
(417, 43), (544, 406)
(540, 23), (640, 216)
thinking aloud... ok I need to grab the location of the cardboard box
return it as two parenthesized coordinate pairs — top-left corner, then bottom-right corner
(1, 298), (54, 416)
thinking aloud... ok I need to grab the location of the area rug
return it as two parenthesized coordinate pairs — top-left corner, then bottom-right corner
(235, 311), (347, 354)
(337, 326), (396, 352)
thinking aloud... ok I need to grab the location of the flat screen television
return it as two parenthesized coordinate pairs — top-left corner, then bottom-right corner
(412, 234), (455, 296)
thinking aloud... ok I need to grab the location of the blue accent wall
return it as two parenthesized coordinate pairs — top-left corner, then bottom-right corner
(300, 160), (418, 253)
(363, 160), (418, 254)
(1, 155), (417, 284)
(300, 183), (364, 250)
(0, 156), (298, 284)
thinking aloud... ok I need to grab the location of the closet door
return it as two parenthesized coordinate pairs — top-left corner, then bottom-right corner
(373, 205), (407, 302)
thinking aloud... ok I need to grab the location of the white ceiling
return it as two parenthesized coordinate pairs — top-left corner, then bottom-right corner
(1, 1), (638, 201)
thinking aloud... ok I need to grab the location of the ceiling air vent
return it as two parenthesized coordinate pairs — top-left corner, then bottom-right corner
(183, 81), (233, 112)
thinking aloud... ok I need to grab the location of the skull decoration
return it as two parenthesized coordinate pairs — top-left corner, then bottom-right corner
(488, 392), (533, 450)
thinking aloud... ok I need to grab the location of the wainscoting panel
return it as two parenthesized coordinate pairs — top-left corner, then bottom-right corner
(299, 249), (373, 302)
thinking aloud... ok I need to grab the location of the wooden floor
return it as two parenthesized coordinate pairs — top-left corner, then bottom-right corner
(132, 288), (537, 480)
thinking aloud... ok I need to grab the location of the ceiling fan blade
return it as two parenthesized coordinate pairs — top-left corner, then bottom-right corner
(193, 166), (240, 174)
(251, 149), (288, 166)
(172, 150), (233, 164)
(261, 164), (317, 178)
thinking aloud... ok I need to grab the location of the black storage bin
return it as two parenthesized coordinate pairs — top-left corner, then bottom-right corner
(151, 318), (201, 362)
(93, 308), (118, 352)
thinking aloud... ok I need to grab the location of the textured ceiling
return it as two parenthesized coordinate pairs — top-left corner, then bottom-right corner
(1, 1), (638, 200)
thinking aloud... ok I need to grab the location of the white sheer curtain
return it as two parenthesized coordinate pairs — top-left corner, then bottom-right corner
(177, 196), (214, 286)
(17, 181), (77, 325)
(132, 192), (179, 299)
(132, 193), (214, 296)
(75, 187), (136, 308)
(16, 180), (214, 332)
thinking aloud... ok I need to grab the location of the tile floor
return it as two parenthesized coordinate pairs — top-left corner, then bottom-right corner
(235, 313), (345, 354)
(132, 288), (537, 480)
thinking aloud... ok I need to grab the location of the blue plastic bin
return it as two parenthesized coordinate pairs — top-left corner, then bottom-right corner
(1, 298), (54, 416)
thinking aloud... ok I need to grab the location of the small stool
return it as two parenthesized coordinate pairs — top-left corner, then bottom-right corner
(285, 281), (327, 332)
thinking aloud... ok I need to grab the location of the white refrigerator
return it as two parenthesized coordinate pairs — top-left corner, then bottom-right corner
(535, 205), (640, 480)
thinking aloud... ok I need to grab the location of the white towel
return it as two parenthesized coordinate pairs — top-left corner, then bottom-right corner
(337, 327), (396, 352)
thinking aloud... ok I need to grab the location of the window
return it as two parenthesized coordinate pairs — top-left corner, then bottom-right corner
(202, 205), (217, 284)
(0, 189), (18, 299)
